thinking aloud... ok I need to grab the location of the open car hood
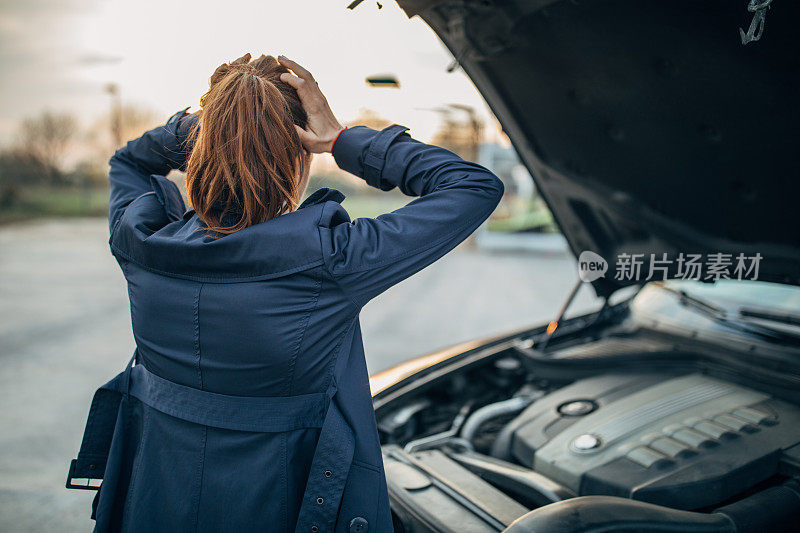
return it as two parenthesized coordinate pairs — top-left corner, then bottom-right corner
(395, 0), (800, 297)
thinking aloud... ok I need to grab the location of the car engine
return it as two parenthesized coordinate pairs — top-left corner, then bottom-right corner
(496, 372), (799, 510)
(377, 336), (800, 532)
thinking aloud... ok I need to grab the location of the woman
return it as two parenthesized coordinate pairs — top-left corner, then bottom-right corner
(68, 53), (503, 532)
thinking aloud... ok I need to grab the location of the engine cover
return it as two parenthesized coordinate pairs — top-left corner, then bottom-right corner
(508, 373), (800, 509)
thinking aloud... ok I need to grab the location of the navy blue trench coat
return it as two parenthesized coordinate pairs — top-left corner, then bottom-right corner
(68, 109), (503, 532)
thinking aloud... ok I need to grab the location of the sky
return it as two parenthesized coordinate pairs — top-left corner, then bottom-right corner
(0, 0), (500, 145)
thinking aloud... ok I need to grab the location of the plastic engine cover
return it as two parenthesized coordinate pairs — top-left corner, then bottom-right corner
(508, 373), (800, 509)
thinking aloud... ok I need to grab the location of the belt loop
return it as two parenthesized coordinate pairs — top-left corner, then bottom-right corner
(120, 350), (136, 396)
(325, 379), (338, 401)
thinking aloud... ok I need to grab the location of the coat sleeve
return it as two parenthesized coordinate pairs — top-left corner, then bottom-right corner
(320, 125), (505, 307)
(107, 108), (196, 232)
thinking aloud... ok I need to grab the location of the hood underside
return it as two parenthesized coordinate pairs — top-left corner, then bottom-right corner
(395, 0), (800, 296)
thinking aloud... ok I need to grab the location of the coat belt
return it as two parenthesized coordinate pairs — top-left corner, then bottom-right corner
(68, 354), (356, 532)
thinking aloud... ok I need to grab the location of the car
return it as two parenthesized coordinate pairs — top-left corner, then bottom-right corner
(373, 0), (800, 531)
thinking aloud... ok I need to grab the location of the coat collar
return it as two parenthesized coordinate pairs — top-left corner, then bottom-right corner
(111, 186), (348, 282)
(298, 187), (346, 209)
(194, 187), (347, 227)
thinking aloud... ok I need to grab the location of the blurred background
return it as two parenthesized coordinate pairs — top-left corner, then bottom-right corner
(0, 0), (599, 529)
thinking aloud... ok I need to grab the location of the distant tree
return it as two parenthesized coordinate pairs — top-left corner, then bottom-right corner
(347, 108), (391, 131)
(18, 111), (78, 181)
(66, 160), (109, 187)
(0, 148), (49, 207)
(17, 110), (78, 185)
(117, 104), (161, 144)
(85, 103), (161, 159)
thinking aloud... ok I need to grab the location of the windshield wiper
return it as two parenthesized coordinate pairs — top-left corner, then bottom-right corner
(659, 285), (800, 344)
(739, 307), (800, 328)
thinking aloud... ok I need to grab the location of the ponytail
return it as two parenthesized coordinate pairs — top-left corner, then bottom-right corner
(186, 53), (309, 235)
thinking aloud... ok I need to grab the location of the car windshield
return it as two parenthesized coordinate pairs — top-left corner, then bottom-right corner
(663, 279), (800, 317)
(658, 280), (800, 343)
(629, 279), (800, 346)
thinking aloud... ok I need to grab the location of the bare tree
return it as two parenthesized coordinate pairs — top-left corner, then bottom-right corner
(18, 110), (78, 184)
(347, 108), (391, 131)
(118, 104), (161, 145)
(85, 103), (161, 156)
(0, 148), (49, 206)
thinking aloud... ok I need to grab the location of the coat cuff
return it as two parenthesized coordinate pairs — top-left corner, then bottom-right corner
(149, 175), (186, 221)
(164, 107), (197, 171)
(331, 124), (410, 190)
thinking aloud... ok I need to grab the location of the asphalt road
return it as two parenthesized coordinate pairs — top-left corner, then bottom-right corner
(0, 218), (598, 531)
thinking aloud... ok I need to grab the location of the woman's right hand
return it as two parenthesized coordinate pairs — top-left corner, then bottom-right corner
(278, 56), (344, 154)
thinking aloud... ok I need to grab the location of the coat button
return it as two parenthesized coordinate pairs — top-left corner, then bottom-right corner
(324, 470), (332, 478)
(311, 526), (318, 532)
(349, 517), (368, 533)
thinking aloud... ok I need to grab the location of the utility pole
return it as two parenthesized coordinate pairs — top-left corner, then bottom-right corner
(105, 83), (122, 148)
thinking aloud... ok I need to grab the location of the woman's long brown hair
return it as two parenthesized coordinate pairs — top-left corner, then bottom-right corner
(186, 53), (308, 235)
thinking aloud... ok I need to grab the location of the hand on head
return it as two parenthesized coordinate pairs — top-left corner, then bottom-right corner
(278, 56), (345, 154)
